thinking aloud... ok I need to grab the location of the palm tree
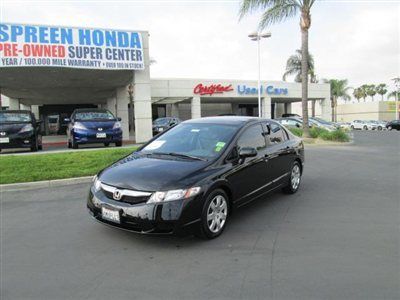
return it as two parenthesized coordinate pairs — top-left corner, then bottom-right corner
(240, 0), (316, 137)
(360, 85), (369, 102)
(324, 79), (351, 122)
(353, 87), (364, 103)
(365, 84), (377, 101)
(375, 84), (388, 101)
(282, 49), (315, 83)
(388, 91), (400, 100)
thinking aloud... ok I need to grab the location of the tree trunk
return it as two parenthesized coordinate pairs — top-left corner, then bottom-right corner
(311, 100), (315, 117)
(301, 28), (310, 137)
(331, 97), (335, 122)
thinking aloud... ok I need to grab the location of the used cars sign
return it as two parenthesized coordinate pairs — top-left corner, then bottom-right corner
(0, 23), (144, 70)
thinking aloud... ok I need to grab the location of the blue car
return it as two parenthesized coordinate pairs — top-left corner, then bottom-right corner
(66, 109), (123, 149)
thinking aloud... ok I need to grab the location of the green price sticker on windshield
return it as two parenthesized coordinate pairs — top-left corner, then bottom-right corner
(215, 142), (226, 152)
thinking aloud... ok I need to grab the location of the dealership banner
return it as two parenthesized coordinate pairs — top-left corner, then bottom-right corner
(0, 23), (144, 70)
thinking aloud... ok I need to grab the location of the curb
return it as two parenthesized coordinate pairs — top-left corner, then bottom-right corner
(0, 176), (93, 192)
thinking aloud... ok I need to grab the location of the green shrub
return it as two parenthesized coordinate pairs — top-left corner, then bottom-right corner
(288, 127), (303, 137)
(320, 129), (350, 142)
(309, 127), (327, 138)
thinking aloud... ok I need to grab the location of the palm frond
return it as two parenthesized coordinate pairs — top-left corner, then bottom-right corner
(239, 0), (277, 20)
(258, 1), (300, 29)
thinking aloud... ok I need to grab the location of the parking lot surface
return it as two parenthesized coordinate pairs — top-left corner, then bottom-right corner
(1, 131), (399, 300)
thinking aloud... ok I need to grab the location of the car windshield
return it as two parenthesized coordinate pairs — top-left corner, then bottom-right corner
(153, 118), (170, 126)
(0, 112), (32, 123)
(74, 111), (115, 121)
(141, 123), (239, 159)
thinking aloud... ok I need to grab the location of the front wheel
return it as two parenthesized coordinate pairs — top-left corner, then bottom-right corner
(378, 126), (382, 131)
(115, 141), (122, 147)
(351, 125), (355, 130)
(282, 161), (302, 194)
(388, 126), (392, 131)
(195, 189), (229, 239)
(363, 125), (368, 130)
(72, 139), (78, 149)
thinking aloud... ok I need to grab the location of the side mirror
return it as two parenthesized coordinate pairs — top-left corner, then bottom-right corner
(64, 118), (71, 122)
(117, 117), (122, 121)
(239, 147), (257, 158)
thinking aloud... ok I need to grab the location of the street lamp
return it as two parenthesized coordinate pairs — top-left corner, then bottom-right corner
(248, 31), (272, 117)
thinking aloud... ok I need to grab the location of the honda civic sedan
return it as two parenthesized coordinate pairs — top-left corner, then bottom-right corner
(66, 108), (122, 148)
(87, 116), (304, 239)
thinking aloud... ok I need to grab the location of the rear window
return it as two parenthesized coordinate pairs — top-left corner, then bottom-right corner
(0, 112), (32, 123)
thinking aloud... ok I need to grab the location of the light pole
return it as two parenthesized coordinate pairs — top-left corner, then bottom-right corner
(248, 31), (271, 117)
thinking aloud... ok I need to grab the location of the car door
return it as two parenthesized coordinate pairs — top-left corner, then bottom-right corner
(226, 123), (269, 205)
(264, 121), (293, 186)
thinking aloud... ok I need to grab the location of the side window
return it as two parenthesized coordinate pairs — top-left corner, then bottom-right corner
(237, 124), (266, 151)
(267, 122), (285, 145)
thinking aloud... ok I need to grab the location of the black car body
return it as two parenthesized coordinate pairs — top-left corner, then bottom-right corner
(0, 110), (42, 152)
(152, 117), (181, 135)
(386, 120), (400, 130)
(66, 108), (123, 148)
(87, 116), (304, 239)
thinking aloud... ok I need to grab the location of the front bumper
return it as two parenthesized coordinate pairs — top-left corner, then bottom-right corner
(0, 133), (35, 149)
(73, 129), (122, 144)
(87, 187), (203, 235)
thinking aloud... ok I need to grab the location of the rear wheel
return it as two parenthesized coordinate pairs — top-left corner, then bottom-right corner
(115, 141), (122, 147)
(195, 189), (229, 239)
(363, 125), (368, 130)
(388, 126), (392, 131)
(282, 161), (302, 194)
(378, 126), (382, 131)
(351, 125), (355, 130)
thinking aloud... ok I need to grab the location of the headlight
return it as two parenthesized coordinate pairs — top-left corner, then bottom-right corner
(92, 175), (102, 192)
(73, 122), (87, 130)
(147, 187), (201, 203)
(18, 124), (34, 133)
(113, 122), (122, 129)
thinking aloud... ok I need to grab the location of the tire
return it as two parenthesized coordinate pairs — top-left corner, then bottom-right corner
(104, 143), (110, 147)
(72, 139), (78, 149)
(67, 140), (72, 148)
(30, 139), (38, 152)
(388, 126), (392, 131)
(115, 141), (122, 147)
(351, 125), (354, 130)
(282, 161), (302, 194)
(37, 135), (43, 150)
(378, 126), (382, 131)
(363, 125), (368, 130)
(195, 189), (229, 240)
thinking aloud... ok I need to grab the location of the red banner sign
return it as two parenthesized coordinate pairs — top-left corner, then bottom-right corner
(193, 83), (234, 96)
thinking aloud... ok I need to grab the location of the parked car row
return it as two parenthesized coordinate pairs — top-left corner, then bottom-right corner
(275, 116), (337, 131)
(349, 120), (399, 131)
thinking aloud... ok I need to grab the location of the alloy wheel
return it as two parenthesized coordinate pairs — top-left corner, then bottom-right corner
(291, 164), (301, 190)
(207, 195), (228, 233)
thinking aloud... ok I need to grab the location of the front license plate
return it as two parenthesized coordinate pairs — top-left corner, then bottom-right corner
(101, 206), (120, 223)
(0, 137), (9, 143)
(96, 133), (106, 138)
(158, 127), (164, 132)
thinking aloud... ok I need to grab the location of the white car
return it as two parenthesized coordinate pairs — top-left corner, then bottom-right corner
(350, 120), (376, 130)
(368, 120), (387, 131)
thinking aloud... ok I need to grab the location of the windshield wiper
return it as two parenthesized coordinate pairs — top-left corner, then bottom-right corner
(151, 152), (206, 161)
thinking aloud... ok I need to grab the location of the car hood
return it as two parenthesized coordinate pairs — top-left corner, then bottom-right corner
(99, 153), (212, 191)
(0, 123), (29, 134)
(77, 120), (116, 130)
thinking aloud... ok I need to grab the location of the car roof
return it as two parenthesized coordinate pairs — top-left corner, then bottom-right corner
(183, 116), (265, 125)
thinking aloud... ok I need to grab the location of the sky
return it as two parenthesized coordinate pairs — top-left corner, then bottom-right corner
(1, 0), (399, 100)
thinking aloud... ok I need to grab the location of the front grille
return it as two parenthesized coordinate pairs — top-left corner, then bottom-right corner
(103, 190), (149, 204)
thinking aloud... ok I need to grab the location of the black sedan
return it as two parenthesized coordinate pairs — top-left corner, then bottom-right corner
(386, 120), (400, 131)
(0, 110), (43, 152)
(152, 117), (181, 135)
(87, 116), (304, 239)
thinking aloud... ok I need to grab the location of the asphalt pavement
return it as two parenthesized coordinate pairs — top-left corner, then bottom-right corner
(1, 131), (399, 300)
